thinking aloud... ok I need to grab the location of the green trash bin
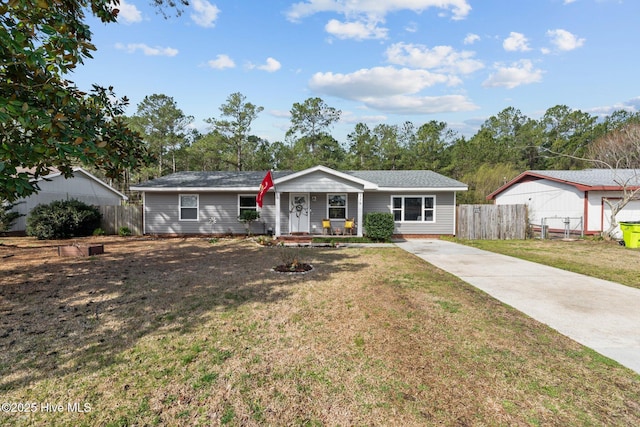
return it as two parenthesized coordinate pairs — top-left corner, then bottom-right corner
(619, 221), (640, 248)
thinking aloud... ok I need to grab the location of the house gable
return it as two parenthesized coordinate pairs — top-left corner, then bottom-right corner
(275, 169), (367, 193)
(275, 165), (375, 191)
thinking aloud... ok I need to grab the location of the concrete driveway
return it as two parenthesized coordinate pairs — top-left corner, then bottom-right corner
(395, 239), (640, 375)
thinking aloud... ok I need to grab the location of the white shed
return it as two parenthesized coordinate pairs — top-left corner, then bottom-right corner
(9, 167), (127, 233)
(487, 169), (640, 238)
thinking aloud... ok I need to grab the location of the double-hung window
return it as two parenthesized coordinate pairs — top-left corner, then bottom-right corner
(239, 195), (258, 216)
(179, 194), (199, 221)
(391, 196), (435, 222)
(327, 194), (347, 219)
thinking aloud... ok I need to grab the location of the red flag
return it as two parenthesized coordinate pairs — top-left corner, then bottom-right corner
(257, 170), (274, 207)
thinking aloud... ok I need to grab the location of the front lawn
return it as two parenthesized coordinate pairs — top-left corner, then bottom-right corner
(1, 237), (639, 425)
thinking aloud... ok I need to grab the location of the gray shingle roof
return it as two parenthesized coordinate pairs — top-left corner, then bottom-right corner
(346, 170), (467, 188)
(131, 168), (467, 190)
(131, 171), (295, 188)
(530, 169), (640, 187)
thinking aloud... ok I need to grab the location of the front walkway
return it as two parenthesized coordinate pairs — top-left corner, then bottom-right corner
(395, 239), (640, 375)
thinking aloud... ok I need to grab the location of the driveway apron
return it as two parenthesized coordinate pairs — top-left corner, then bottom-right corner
(395, 239), (640, 375)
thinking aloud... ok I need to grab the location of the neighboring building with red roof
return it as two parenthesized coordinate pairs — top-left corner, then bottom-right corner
(487, 169), (640, 238)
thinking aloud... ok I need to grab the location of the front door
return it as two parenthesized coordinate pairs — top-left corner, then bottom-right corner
(289, 193), (310, 234)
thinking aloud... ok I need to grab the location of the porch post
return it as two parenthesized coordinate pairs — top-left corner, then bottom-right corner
(357, 192), (363, 237)
(275, 191), (281, 237)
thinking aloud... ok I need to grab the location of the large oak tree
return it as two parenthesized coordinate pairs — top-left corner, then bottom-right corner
(0, 0), (183, 202)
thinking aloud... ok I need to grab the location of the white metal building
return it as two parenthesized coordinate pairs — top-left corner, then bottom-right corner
(487, 169), (640, 238)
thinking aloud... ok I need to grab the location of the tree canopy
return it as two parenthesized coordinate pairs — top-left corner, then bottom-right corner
(206, 92), (264, 171)
(14, 76), (635, 207)
(0, 0), (188, 202)
(129, 94), (194, 176)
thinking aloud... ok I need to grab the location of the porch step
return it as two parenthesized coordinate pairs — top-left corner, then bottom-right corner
(276, 235), (313, 243)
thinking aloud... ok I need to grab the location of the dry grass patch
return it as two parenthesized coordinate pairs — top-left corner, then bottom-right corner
(1, 236), (639, 426)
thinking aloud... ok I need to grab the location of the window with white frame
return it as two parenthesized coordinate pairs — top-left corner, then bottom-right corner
(238, 195), (258, 216)
(179, 194), (198, 221)
(327, 194), (347, 219)
(391, 196), (435, 222)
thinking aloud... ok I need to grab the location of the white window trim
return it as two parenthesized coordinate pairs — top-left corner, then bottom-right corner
(327, 193), (348, 220)
(179, 194), (199, 221)
(238, 194), (258, 216)
(391, 195), (436, 223)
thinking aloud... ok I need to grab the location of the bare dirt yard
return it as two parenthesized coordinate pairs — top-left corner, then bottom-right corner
(1, 236), (640, 426)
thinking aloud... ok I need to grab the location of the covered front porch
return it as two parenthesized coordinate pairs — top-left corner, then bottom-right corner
(269, 166), (372, 238)
(273, 191), (364, 237)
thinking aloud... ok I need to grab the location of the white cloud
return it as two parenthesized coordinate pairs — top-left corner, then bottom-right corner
(308, 66), (477, 114)
(309, 66), (459, 99)
(503, 32), (531, 52)
(286, 0), (472, 22)
(405, 22), (418, 33)
(588, 97), (640, 116)
(325, 19), (388, 40)
(547, 29), (585, 51)
(361, 94), (478, 114)
(269, 110), (291, 118)
(563, 0), (577, 4)
(464, 33), (480, 45)
(385, 42), (483, 74)
(249, 57), (282, 72)
(482, 60), (543, 89)
(117, 0), (142, 24)
(207, 54), (235, 69)
(341, 111), (388, 124)
(287, 0), (470, 39)
(191, 0), (220, 28)
(115, 43), (178, 57)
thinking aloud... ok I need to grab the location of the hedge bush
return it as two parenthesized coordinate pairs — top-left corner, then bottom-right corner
(26, 199), (102, 240)
(364, 212), (395, 242)
(0, 200), (22, 233)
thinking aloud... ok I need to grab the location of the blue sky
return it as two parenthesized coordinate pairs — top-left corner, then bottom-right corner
(74, 0), (640, 143)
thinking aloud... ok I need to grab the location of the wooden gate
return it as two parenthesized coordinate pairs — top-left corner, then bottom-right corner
(457, 204), (528, 240)
(99, 205), (143, 235)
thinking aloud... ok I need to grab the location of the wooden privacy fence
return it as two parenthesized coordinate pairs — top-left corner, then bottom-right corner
(99, 205), (143, 235)
(457, 204), (528, 240)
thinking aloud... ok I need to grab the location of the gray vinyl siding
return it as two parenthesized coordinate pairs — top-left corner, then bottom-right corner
(363, 191), (456, 235)
(144, 192), (276, 235)
(305, 193), (359, 233)
(143, 190), (457, 235)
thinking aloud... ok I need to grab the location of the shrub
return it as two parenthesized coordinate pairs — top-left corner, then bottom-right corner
(118, 226), (132, 237)
(364, 212), (395, 242)
(238, 210), (260, 236)
(93, 228), (106, 236)
(26, 199), (102, 240)
(0, 200), (23, 234)
(256, 235), (275, 246)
